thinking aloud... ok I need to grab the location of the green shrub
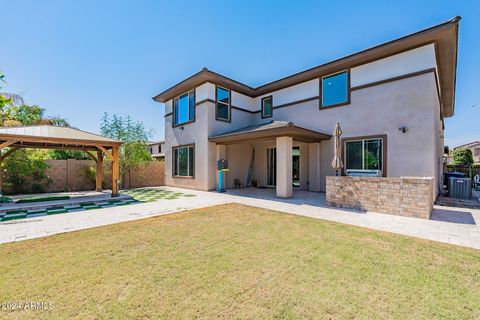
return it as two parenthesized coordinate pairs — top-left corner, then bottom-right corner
(2, 149), (49, 194)
(451, 148), (474, 166)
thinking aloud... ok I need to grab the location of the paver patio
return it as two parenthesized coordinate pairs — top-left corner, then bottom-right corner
(0, 186), (479, 249)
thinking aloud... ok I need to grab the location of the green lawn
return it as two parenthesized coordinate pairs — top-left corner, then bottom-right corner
(0, 204), (479, 319)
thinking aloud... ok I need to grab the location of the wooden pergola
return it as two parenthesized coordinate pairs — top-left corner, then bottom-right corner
(0, 125), (122, 197)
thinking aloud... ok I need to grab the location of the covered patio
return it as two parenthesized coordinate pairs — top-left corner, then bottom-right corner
(0, 125), (122, 196)
(209, 121), (331, 198)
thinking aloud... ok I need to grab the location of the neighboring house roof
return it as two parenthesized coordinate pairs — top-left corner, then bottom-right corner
(147, 140), (165, 146)
(454, 141), (480, 149)
(153, 17), (460, 118)
(0, 125), (121, 149)
(209, 120), (331, 144)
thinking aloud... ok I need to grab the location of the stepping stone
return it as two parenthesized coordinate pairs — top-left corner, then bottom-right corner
(47, 208), (68, 215)
(5, 209), (27, 215)
(27, 212), (48, 218)
(99, 203), (115, 208)
(83, 205), (101, 210)
(79, 202), (96, 206)
(2, 212), (27, 220)
(114, 202), (130, 206)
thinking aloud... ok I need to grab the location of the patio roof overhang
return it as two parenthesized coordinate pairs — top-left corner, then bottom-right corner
(208, 121), (331, 145)
(0, 125), (123, 197)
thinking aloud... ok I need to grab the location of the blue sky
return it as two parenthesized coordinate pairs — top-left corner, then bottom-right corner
(1, 0), (478, 147)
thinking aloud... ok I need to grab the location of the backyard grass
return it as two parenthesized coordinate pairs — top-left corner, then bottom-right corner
(0, 204), (479, 319)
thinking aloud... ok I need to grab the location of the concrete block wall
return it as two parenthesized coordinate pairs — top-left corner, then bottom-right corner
(19, 159), (165, 194)
(326, 176), (434, 219)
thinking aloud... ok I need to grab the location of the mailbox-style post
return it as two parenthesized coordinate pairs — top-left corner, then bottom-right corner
(216, 159), (229, 192)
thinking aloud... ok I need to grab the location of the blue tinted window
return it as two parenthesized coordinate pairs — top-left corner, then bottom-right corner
(322, 71), (348, 107)
(216, 87), (230, 121)
(177, 93), (189, 124)
(216, 87), (229, 104)
(174, 90), (195, 125)
(262, 96), (272, 118)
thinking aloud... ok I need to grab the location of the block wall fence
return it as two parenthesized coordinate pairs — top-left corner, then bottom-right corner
(17, 159), (164, 194)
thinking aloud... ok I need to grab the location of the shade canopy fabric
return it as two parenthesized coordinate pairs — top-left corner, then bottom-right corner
(0, 125), (121, 151)
(331, 122), (344, 171)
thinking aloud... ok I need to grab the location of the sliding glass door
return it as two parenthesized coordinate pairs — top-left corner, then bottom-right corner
(266, 147), (301, 187)
(266, 148), (276, 186)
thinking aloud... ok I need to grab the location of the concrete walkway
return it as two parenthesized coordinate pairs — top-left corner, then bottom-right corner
(1, 187), (479, 250)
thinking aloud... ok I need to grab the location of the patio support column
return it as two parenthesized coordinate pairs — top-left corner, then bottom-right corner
(216, 144), (226, 189)
(96, 150), (103, 192)
(276, 136), (293, 198)
(111, 145), (120, 197)
(308, 143), (321, 192)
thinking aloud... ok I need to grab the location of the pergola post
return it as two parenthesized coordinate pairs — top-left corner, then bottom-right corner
(96, 150), (103, 192)
(0, 159), (3, 194)
(111, 145), (120, 197)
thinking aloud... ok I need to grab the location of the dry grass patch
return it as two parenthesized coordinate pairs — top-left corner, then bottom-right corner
(0, 204), (479, 319)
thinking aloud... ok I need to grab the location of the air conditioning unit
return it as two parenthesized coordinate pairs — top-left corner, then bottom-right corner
(448, 177), (472, 199)
(346, 169), (382, 177)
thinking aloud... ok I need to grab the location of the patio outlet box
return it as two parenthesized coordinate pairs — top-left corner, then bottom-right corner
(448, 177), (472, 200)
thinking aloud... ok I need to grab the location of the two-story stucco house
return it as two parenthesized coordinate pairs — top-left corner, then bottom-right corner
(153, 17), (459, 198)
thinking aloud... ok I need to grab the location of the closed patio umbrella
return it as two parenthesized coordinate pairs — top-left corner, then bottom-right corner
(331, 122), (343, 176)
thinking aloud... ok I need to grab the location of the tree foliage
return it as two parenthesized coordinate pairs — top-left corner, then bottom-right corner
(100, 113), (153, 187)
(452, 148), (474, 166)
(0, 71), (70, 193)
(48, 150), (89, 160)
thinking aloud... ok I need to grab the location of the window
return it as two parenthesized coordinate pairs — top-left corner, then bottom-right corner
(216, 86), (231, 121)
(474, 148), (480, 156)
(173, 145), (194, 177)
(321, 70), (349, 107)
(261, 96), (273, 118)
(345, 138), (383, 172)
(173, 90), (195, 126)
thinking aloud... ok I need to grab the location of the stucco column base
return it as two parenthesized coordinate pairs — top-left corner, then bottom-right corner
(276, 136), (293, 198)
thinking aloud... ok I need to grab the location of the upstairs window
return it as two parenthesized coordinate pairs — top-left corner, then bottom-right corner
(174, 90), (195, 126)
(345, 138), (384, 173)
(261, 96), (273, 118)
(321, 71), (349, 108)
(216, 86), (231, 122)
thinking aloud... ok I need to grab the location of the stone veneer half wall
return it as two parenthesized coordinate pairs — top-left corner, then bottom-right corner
(326, 176), (434, 219)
